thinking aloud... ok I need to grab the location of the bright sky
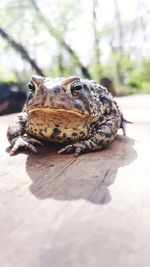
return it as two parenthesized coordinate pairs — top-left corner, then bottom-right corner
(71, 0), (150, 64)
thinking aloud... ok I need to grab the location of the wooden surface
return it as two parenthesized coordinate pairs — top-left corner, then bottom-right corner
(0, 94), (150, 267)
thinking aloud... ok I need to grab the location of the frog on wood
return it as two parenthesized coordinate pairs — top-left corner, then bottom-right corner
(7, 75), (127, 156)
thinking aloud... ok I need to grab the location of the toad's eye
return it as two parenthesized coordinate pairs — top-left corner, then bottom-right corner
(28, 82), (35, 93)
(71, 81), (82, 96)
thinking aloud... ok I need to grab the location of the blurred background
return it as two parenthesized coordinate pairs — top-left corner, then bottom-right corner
(0, 0), (150, 115)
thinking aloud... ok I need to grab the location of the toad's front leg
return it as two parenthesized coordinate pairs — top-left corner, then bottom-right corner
(7, 112), (43, 155)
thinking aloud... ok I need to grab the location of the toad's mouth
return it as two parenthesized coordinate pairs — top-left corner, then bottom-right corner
(28, 107), (88, 118)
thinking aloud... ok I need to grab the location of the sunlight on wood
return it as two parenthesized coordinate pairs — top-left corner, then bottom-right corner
(0, 95), (150, 267)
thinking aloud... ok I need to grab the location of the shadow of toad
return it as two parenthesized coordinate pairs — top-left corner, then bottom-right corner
(26, 135), (137, 204)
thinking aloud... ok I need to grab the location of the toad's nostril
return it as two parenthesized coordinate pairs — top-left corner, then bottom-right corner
(53, 86), (60, 94)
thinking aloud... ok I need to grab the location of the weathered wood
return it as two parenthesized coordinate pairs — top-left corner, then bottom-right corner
(0, 95), (150, 267)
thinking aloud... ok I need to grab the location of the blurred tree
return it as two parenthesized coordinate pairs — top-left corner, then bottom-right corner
(0, 0), (149, 95)
(91, 0), (103, 80)
(0, 0), (92, 79)
(0, 27), (44, 76)
(30, 0), (91, 78)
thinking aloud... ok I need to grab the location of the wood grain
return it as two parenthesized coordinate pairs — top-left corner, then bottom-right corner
(0, 95), (150, 267)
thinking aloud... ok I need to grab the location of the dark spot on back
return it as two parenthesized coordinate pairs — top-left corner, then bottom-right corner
(99, 95), (112, 108)
(104, 132), (112, 138)
(83, 84), (89, 91)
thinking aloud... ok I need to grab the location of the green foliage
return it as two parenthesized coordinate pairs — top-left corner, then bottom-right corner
(126, 59), (150, 94)
(140, 60), (150, 82)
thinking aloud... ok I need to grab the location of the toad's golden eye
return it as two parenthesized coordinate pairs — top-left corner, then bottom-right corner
(28, 82), (35, 93)
(71, 81), (83, 96)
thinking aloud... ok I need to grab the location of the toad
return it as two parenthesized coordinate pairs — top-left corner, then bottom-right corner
(7, 76), (126, 156)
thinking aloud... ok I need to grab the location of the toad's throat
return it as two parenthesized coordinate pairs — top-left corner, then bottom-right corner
(26, 107), (90, 142)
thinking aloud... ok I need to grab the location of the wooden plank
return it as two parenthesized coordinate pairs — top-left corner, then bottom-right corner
(0, 95), (150, 267)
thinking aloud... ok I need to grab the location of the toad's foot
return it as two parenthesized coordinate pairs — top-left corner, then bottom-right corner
(9, 136), (43, 156)
(58, 142), (90, 157)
